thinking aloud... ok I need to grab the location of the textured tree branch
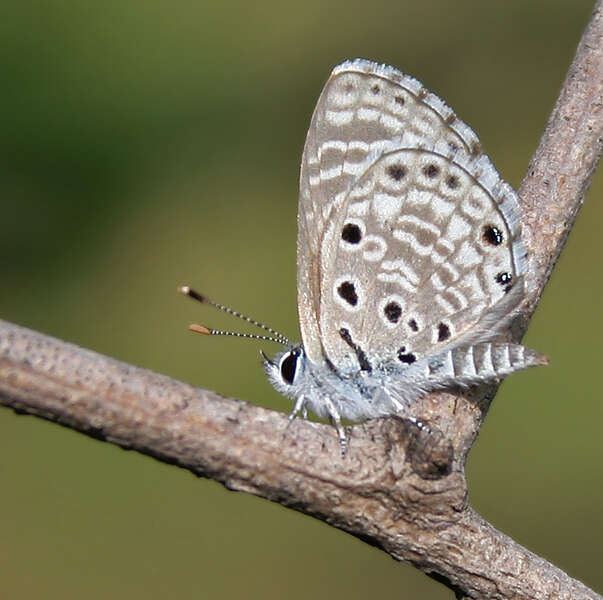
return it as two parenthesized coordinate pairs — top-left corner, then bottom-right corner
(0, 318), (600, 600)
(0, 2), (601, 599)
(519, 0), (602, 317)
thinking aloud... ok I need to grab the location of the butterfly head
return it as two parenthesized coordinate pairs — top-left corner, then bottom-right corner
(262, 345), (307, 399)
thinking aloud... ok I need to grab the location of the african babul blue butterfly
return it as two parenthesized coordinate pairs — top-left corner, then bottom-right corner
(181, 59), (547, 453)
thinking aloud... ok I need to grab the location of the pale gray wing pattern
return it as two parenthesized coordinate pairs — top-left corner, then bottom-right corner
(319, 142), (526, 374)
(297, 59), (483, 364)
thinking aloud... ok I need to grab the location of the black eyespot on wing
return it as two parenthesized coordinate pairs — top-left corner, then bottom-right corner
(437, 322), (451, 342)
(371, 84), (380, 94)
(394, 95), (405, 106)
(341, 223), (362, 244)
(386, 164), (407, 181)
(280, 351), (298, 385)
(384, 301), (402, 323)
(446, 175), (459, 189)
(337, 281), (358, 306)
(398, 346), (417, 364)
(483, 225), (504, 245)
(496, 272), (513, 292)
(423, 164), (440, 178)
(408, 319), (419, 332)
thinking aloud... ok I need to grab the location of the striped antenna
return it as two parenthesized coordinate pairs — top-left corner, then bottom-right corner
(179, 286), (290, 345)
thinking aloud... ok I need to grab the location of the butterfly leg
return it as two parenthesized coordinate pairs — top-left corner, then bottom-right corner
(382, 388), (433, 434)
(324, 396), (347, 456)
(288, 394), (307, 425)
(382, 388), (405, 413)
(405, 414), (432, 435)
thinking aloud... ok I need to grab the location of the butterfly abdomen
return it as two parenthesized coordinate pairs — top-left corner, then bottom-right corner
(427, 343), (549, 387)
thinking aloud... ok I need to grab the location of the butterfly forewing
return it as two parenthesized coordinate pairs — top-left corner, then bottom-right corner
(298, 59), (526, 374)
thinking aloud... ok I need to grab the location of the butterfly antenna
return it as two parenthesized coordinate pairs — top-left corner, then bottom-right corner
(187, 323), (288, 344)
(178, 285), (291, 345)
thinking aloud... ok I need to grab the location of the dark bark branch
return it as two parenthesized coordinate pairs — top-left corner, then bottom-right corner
(0, 312), (600, 600)
(518, 0), (602, 318)
(0, 2), (601, 599)
(0, 319), (600, 599)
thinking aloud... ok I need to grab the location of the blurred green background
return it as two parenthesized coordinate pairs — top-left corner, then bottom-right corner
(1, 0), (601, 598)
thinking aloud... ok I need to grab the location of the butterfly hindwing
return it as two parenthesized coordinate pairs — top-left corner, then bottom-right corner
(321, 145), (526, 375)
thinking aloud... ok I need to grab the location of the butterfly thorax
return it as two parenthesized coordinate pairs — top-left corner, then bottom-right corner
(264, 344), (413, 422)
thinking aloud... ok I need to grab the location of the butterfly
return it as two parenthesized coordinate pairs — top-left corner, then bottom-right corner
(182, 59), (547, 453)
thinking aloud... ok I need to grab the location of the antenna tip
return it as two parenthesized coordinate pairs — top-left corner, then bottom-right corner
(189, 323), (212, 335)
(179, 286), (206, 303)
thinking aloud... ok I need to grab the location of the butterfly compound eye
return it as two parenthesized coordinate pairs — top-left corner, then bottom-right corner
(280, 350), (300, 385)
